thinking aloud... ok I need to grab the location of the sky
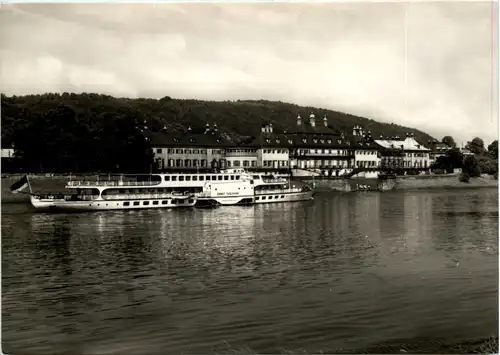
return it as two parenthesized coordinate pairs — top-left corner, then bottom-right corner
(0, 1), (498, 146)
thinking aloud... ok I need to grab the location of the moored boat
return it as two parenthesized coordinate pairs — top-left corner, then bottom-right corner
(12, 169), (313, 212)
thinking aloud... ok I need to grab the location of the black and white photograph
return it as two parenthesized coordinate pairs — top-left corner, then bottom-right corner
(1, 1), (498, 353)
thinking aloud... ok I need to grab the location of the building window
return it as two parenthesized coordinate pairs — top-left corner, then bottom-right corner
(156, 148), (162, 154)
(234, 160), (241, 167)
(243, 160), (249, 167)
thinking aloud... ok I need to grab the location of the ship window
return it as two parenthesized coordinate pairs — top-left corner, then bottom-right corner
(192, 176), (198, 181)
(256, 197), (260, 200)
(262, 196), (266, 200)
(218, 176), (222, 181)
(124, 202), (130, 206)
(153, 201), (159, 205)
(236, 176), (240, 180)
(281, 195), (284, 198)
(224, 176), (229, 180)
(188, 199), (194, 204)
(185, 176), (191, 181)
(133, 201), (140, 206)
(171, 176), (177, 181)
(143, 201), (150, 206)
(199, 176), (204, 181)
(230, 176), (235, 180)
(162, 200), (169, 205)
(164, 176), (170, 181)
(179, 176), (184, 181)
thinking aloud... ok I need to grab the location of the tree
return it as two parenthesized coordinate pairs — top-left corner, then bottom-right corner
(462, 155), (481, 177)
(441, 136), (456, 148)
(487, 140), (498, 160)
(466, 137), (485, 155)
(431, 147), (463, 173)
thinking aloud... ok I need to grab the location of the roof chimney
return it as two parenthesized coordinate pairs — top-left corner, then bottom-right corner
(297, 114), (302, 126)
(309, 113), (316, 127)
(269, 123), (273, 133)
(323, 115), (328, 127)
(204, 123), (210, 134)
(188, 126), (192, 133)
(261, 124), (266, 133)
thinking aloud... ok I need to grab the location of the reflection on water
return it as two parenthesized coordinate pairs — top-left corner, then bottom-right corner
(2, 188), (498, 354)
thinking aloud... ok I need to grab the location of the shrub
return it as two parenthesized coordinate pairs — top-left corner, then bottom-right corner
(459, 172), (470, 183)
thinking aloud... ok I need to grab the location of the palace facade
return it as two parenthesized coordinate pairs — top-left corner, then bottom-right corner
(149, 113), (433, 176)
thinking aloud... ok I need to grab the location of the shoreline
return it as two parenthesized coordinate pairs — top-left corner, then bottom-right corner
(214, 335), (498, 354)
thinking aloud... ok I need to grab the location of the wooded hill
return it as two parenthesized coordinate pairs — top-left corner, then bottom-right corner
(1, 92), (437, 173)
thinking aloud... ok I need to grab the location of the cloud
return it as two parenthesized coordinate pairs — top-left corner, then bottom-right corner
(0, 2), (497, 145)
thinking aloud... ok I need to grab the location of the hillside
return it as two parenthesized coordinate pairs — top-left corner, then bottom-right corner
(1, 93), (437, 173)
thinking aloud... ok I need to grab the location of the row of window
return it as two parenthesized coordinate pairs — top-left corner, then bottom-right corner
(227, 160), (257, 167)
(298, 149), (350, 155)
(256, 195), (286, 201)
(122, 199), (194, 206)
(262, 160), (289, 167)
(356, 161), (379, 167)
(156, 148), (223, 155)
(262, 149), (288, 154)
(164, 175), (242, 182)
(155, 148), (430, 157)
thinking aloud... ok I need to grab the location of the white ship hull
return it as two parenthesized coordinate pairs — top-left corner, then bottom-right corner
(255, 190), (314, 204)
(30, 195), (196, 212)
(195, 190), (313, 207)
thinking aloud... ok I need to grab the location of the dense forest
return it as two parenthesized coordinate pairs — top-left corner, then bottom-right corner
(1, 92), (437, 173)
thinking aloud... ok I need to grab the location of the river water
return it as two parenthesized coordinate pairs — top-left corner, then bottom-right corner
(2, 188), (498, 354)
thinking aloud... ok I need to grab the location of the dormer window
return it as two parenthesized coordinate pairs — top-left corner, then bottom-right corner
(288, 139), (293, 144)
(327, 139), (332, 144)
(302, 138), (307, 143)
(276, 139), (280, 144)
(313, 139), (318, 143)
(266, 139), (271, 143)
(173, 138), (179, 143)
(189, 138), (195, 143)
(337, 139), (342, 144)
(320, 139), (325, 143)
(217, 139), (222, 143)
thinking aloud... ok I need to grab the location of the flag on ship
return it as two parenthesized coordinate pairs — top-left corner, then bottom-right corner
(9, 174), (29, 194)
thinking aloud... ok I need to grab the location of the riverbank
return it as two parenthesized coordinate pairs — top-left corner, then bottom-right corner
(312, 174), (497, 192)
(216, 336), (498, 354)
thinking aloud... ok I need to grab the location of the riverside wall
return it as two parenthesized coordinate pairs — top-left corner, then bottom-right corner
(308, 174), (498, 192)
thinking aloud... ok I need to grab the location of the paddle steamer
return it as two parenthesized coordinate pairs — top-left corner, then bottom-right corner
(21, 168), (313, 211)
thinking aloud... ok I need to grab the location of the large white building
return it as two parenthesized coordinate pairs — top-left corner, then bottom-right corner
(149, 124), (228, 170)
(375, 133), (431, 169)
(148, 119), (433, 176)
(286, 113), (354, 177)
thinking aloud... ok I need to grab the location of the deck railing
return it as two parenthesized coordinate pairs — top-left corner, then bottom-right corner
(67, 180), (162, 187)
